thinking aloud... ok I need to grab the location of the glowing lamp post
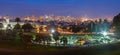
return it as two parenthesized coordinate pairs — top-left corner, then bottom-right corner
(102, 32), (111, 44)
(103, 32), (107, 37)
(51, 29), (55, 33)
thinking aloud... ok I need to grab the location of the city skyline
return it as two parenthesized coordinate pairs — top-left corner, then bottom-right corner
(0, 0), (120, 19)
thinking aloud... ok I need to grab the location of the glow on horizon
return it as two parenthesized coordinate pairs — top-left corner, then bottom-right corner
(0, 0), (120, 18)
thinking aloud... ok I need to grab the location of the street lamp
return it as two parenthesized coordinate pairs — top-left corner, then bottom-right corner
(51, 29), (55, 33)
(102, 31), (110, 44)
(103, 32), (107, 36)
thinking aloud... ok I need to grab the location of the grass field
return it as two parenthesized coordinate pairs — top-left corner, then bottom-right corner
(0, 39), (120, 55)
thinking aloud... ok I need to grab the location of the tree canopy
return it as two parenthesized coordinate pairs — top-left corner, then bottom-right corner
(15, 17), (21, 22)
(22, 23), (34, 32)
(112, 13), (120, 34)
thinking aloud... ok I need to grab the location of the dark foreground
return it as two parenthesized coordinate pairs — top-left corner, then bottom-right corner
(0, 43), (120, 55)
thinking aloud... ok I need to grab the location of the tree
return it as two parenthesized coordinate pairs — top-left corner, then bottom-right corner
(103, 19), (110, 32)
(0, 23), (4, 30)
(14, 23), (21, 29)
(84, 34), (92, 41)
(15, 17), (21, 23)
(112, 13), (120, 34)
(0, 23), (4, 37)
(14, 23), (22, 32)
(21, 34), (32, 47)
(71, 25), (81, 33)
(98, 19), (103, 32)
(6, 24), (12, 30)
(94, 20), (98, 33)
(22, 23), (34, 32)
(87, 21), (95, 33)
(52, 31), (60, 45)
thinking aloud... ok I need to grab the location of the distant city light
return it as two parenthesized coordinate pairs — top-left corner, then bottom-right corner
(45, 15), (48, 18)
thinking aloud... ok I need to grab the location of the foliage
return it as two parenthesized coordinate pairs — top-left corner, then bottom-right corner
(112, 13), (120, 34)
(22, 23), (34, 32)
(0, 23), (4, 28)
(87, 21), (96, 32)
(14, 23), (21, 30)
(84, 34), (92, 40)
(71, 25), (81, 33)
(15, 17), (21, 22)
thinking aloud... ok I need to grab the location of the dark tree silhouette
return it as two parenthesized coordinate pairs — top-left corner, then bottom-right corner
(21, 34), (32, 47)
(14, 23), (21, 30)
(15, 17), (21, 23)
(35, 34), (51, 45)
(0, 23), (4, 37)
(87, 21), (95, 33)
(0, 23), (4, 29)
(112, 13), (120, 34)
(60, 36), (68, 46)
(22, 23), (34, 32)
(103, 19), (110, 32)
(71, 25), (81, 33)
(98, 19), (103, 32)
(94, 20), (98, 33)
(52, 31), (60, 45)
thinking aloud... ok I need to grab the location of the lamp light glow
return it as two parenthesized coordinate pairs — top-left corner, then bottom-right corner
(51, 29), (55, 33)
(103, 32), (107, 36)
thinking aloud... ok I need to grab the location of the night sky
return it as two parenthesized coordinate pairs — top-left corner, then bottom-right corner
(0, 0), (120, 18)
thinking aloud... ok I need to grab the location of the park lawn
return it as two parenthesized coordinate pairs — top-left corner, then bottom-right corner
(0, 39), (70, 51)
(0, 36), (120, 55)
(98, 49), (120, 55)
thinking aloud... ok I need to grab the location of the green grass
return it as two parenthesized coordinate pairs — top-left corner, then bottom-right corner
(0, 39), (70, 51)
(1, 40), (120, 55)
